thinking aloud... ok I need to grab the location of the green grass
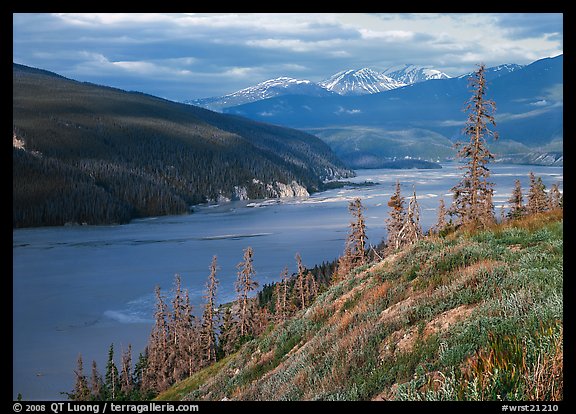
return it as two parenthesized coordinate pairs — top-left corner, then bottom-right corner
(159, 211), (563, 401)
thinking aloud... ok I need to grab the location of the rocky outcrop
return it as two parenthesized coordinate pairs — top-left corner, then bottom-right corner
(495, 151), (563, 167)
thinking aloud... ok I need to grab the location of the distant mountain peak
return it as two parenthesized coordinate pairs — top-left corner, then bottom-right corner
(319, 68), (406, 96)
(458, 63), (525, 80)
(383, 64), (451, 84)
(186, 76), (333, 111)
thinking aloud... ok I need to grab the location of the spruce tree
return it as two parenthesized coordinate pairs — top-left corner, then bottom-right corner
(449, 63), (498, 228)
(182, 288), (200, 379)
(235, 247), (259, 338)
(89, 360), (104, 401)
(432, 198), (447, 234)
(104, 344), (120, 400)
(295, 253), (307, 310)
(274, 267), (289, 322)
(305, 271), (318, 305)
(201, 256), (219, 366)
(217, 307), (237, 357)
(548, 183), (562, 210)
(143, 286), (169, 393)
(71, 354), (91, 401)
(119, 344), (133, 398)
(349, 198), (368, 266)
(386, 181), (406, 252)
(400, 187), (423, 246)
(527, 172), (548, 214)
(507, 179), (525, 220)
(334, 198), (368, 281)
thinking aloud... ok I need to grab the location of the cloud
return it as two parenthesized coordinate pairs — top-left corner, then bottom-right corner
(13, 13), (563, 102)
(491, 13), (563, 41)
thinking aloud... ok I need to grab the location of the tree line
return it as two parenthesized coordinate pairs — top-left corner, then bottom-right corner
(65, 64), (562, 401)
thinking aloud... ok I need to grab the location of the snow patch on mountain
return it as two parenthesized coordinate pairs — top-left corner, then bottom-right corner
(383, 64), (451, 84)
(458, 63), (525, 80)
(320, 68), (406, 96)
(186, 77), (333, 111)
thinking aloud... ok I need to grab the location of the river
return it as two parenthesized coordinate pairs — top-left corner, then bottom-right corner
(12, 163), (563, 400)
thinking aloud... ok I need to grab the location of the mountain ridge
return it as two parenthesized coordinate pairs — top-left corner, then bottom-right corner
(223, 55), (562, 167)
(13, 63), (353, 228)
(188, 64), (451, 111)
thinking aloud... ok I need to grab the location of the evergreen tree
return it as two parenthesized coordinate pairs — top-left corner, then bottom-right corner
(275, 267), (289, 322)
(333, 239), (355, 283)
(252, 305), (271, 337)
(385, 181), (406, 252)
(548, 183), (562, 210)
(527, 172), (548, 214)
(104, 344), (120, 400)
(235, 247), (259, 338)
(507, 179), (525, 220)
(334, 198), (368, 281)
(119, 344), (133, 398)
(449, 63), (498, 228)
(201, 256), (219, 366)
(133, 351), (150, 398)
(71, 354), (91, 401)
(89, 360), (104, 401)
(432, 198), (447, 234)
(143, 286), (170, 393)
(217, 307), (237, 357)
(399, 187), (423, 245)
(348, 198), (368, 266)
(168, 274), (186, 382)
(181, 288), (200, 380)
(295, 253), (307, 310)
(305, 271), (318, 306)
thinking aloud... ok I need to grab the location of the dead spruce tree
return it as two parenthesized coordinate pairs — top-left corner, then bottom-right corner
(143, 275), (200, 393)
(527, 172), (549, 215)
(119, 344), (133, 397)
(294, 253), (318, 310)
(450, 63), (498, 228)
(385, 181), (406, 252)
(295, 253), (307, 310)
(200, 256), (219, 366)
(386, 184), (423, 250)
(548, 183), (562, 210)
(71, 354), (91, 401)
(334, 198), (368, 281)
(275, 266), (289, 322)
(399, 187), (423, 245)
(431, 198), (448, 234)
(235, 246), (259, 339)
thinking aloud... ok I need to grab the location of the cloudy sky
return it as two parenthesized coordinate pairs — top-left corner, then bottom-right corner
(13, 13), (563, 102)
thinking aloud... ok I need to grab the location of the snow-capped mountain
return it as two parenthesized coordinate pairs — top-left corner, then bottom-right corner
(458, 63), (525, 81)
(319, 68), (406, 96)
(186, 77), (334, 111)
(383, 64), (451, 84)
(187, 63), (524, 112)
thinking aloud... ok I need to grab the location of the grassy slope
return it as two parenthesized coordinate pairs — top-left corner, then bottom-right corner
(157, 211), (563, 401)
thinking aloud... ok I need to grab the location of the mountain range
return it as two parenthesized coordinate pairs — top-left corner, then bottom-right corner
(221, 55), (562, 168)
(187, 65), (451, 111)
(13, 63), (352, 228)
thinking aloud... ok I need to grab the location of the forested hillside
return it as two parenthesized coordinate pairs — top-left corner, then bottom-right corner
(13, 63), (352, 228)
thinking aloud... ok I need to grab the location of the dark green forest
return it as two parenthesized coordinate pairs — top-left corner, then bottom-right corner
(13, 63), (353, 228)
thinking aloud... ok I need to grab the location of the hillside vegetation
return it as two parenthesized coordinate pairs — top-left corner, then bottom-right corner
(13, 63), (352, 228)
(157, 211), (563, 401)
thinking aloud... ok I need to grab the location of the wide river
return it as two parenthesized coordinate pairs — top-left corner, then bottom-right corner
(13, 163), (562, 400)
